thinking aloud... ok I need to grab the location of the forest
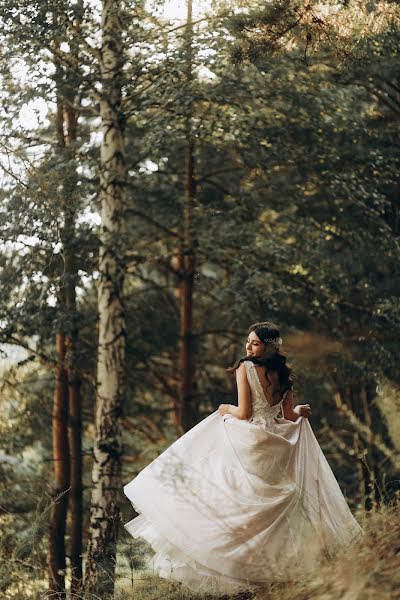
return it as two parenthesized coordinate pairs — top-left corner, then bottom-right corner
(0, 0), (399, 598)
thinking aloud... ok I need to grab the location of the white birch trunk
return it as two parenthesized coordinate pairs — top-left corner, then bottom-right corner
(85, 0), (126, 594)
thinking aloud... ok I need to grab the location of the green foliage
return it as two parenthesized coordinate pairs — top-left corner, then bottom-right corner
(0, 0), (399, 595)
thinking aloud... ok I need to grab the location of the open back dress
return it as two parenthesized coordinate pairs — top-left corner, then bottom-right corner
(124, 360), (362, 595)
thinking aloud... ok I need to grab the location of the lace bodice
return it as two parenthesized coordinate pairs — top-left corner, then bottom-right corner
(244, 361), (283, 432)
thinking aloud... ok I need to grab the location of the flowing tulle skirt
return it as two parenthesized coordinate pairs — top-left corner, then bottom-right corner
(124, 411), (362, 595)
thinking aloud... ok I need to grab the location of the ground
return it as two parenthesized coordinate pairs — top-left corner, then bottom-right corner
(116, 503), (400, 600)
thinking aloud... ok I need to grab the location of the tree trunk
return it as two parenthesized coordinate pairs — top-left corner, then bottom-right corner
(48, 330), (70, 599)
(85, 0), (126, 595)
(178, 248), (195, 432)
(335, 381), (383, 511)
(178, 0), (197, 433)
(63, 101), (83, 592)
(47, 90), (71, 600)
(67, 360), (83, 590)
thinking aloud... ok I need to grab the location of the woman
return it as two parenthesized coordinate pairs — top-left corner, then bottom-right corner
(124, 322), (363, 596)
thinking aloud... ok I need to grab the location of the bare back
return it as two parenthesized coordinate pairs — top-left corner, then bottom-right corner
(252, 365), (282, 407)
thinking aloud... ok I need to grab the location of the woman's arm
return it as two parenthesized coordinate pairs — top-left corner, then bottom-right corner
(218, 363), (251, 420)
(281, 389), (311, 421)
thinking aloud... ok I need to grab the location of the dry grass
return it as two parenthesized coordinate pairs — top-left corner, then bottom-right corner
(3, 504), (398, 599)
(117, 503), (400, 600)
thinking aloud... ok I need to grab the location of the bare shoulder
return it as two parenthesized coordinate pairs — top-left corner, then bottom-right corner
(236, 362), (251, 386)
(236, 362), (247, 377)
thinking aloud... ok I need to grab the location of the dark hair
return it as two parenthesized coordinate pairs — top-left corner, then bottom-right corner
(227, 321), (295, 394)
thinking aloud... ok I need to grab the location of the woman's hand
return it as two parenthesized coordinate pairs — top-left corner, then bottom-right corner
(295, 404), (312, 419)
(218, 404), (231, 417)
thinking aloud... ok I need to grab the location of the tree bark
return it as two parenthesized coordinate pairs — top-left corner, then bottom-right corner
(84, 0), (126, 595)
(63, 100), (83, 592)
(67, 360), (83, 590)
(178, 0), (197, 433)
(47, 86), (71, 600)
(48, 330), (70, 599)
(53, 28), (83, 587)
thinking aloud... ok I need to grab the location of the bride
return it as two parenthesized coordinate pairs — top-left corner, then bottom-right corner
(124, 321), (363, 596)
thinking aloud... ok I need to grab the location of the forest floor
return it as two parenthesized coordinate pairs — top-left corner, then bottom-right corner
(116, 503), (400, 600)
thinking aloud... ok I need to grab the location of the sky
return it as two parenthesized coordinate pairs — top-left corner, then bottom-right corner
(12, 0), (216, 131)
(149, 0), (214, 21)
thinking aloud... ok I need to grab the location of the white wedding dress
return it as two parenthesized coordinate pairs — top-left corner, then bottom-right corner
(124, 360), (363, 595)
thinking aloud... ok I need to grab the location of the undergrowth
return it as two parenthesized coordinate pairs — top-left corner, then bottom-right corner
(2, 504), (399, 599)
(116, 503), (400, 600)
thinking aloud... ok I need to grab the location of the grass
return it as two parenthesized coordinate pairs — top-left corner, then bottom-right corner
(2, 503), (399, 599)
(116, 503), (400, 600)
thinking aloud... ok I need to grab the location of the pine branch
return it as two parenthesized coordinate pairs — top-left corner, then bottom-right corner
(124, 207), (179, 238)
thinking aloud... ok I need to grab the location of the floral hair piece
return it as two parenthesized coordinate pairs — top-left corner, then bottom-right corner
(261, 337), (282, 349)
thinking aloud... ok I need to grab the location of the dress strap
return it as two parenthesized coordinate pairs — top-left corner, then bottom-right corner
(243, 360), (254, 372)
(243, 360), (257, 386)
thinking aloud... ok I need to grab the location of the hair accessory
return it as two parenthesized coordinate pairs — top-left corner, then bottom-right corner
(262, 337), (282, 349)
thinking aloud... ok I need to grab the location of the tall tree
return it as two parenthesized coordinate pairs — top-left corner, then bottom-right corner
(48, 35), (76, 595)
(48, 314), (70, 597)
(84, 0), (127, 594)
(178, 0), (197, 432)
(47, 9), (84, 593)
(62, 82), (83, 595)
